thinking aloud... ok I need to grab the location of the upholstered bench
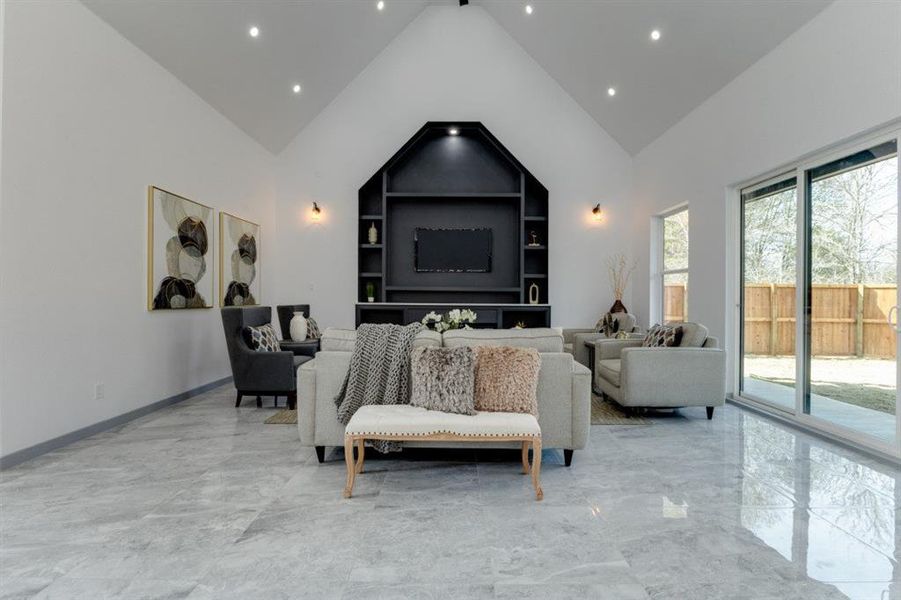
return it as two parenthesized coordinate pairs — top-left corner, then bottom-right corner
(343, 405), (543, 501)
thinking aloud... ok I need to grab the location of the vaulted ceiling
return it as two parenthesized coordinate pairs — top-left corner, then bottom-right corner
(82, 0), (832, 155)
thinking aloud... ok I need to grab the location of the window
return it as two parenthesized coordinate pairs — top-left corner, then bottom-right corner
(659, 208), (689, 323)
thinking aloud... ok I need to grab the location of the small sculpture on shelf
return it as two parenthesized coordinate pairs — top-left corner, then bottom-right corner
(365, 281), (376, 303)
(368, 222), (378, 245)
(528, 282), (540, 305)
(527, 230), (540, 247)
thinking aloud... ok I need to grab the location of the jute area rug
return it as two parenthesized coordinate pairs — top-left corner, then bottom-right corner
(265, 409), (297, 425)
(591, 395), (651, 425)
(265, 396), (649, 426)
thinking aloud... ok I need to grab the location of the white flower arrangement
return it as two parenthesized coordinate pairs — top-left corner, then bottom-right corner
(421, 308), (477, 332)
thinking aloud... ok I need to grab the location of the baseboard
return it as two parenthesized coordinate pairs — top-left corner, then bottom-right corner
(0, 376), (233, 470)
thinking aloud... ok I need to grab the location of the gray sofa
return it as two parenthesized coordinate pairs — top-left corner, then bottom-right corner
(593, 322), (726, 419)
(297, 327), (591, 465)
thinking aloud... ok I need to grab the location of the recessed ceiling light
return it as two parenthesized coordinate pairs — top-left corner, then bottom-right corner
(650, 29), (661, 41)
(377, 0), (385, 10)
(525, 4), (533, 15)
(292, 84), (302, 94)
(248, 25), (259, 38)
(607, 87), (616, 97)
(448, 127), (460, 136)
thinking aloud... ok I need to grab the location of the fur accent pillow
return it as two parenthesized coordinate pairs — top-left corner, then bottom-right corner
(474, 346), (541, 416)
(306, 317), (321, 340)
(642, 324), (683, 348)
(243, 323), (280, 352)
(410, 347), (476, 415)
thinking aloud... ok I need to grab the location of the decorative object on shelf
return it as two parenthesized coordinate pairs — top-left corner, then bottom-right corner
(289, 312), (308, 342)
(147, 186), (213, 310)
(421, 308), (477, 333)
(365, 281), (376, 303)
(528, 282), (540, 305)
(513, 320), (526, 329)
(368, 222), (378, 244)
(606, 252), (636, 314)
(219, 212), (261, 306)
(527, 230), (540, 246)
(592, 203), (603, 222)
(311, 202), (322, 223)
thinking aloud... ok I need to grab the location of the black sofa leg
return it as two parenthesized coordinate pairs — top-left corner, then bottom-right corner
(288, 393), (297, 411)
(315, 446), (326, 464)
(256, 396), (262, 408)
(563, 449), (573, 467)
(235, 392), (243, 408)
(706, 406), (715, 420)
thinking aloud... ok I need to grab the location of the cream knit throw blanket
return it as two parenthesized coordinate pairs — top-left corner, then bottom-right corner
(335, 322), (424, 452)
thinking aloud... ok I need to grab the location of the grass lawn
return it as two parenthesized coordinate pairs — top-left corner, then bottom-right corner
(745, 356), (896, 415)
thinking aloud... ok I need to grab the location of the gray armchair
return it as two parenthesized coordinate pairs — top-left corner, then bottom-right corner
(221, 306), (311, 409)
(593, 322), (725, 419)
(276, 304), (320, 357)
(563, 312), (641, 368)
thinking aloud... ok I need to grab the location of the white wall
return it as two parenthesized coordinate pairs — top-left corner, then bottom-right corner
(630, 0), (901, 386)
(0, 1), (276, 457)
(272, 6), (632, 329)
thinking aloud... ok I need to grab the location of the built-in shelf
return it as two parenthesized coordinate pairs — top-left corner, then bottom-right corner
(386, 192), (521, 198)
(385, 286), (522, 293)
(358, 122), (549, 320)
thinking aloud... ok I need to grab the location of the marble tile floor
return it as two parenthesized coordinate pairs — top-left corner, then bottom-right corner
(2, 384), (901, 599)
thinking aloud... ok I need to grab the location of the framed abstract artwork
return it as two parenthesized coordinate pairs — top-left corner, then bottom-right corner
(219, 212), (261, 306)
(147, 186), (214, 310)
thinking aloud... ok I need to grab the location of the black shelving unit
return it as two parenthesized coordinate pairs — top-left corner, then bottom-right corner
(357, 122), (549, 325)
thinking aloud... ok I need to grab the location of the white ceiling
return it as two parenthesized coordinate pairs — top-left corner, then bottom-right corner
(82, 0), (831, 156)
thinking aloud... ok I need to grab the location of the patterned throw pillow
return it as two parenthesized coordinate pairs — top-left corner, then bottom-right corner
(474, 346), (541, 416)
(642, 324), (683, 348)
(243, 323), (280, 352)
(306, 317), (321, 340)
(410, 346), (476, 415)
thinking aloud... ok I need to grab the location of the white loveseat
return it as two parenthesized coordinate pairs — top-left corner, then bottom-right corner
(297, 327), (591, 465)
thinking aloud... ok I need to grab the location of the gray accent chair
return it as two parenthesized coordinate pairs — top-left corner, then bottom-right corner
(221, 306), (312, 409)
(276, 304), (320, 357)
(593, 322), (726, 419)
(298, 327), (591, 466)
(563, 312), (641, 368)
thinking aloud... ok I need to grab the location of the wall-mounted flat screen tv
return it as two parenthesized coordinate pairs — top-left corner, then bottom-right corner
(414, 228), (492, 273)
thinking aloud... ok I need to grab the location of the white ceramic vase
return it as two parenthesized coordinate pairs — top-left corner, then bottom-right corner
(289, 312), (308, 341)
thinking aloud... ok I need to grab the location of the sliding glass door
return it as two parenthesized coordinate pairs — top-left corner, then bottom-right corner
(804, 140), (898, 445)
(741, 176), (798, 411)
(739, 130), (900, 454)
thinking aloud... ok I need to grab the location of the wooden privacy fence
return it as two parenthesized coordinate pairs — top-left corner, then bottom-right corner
(664, 284), (897, 358)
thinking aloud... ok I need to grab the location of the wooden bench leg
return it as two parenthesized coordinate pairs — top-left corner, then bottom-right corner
(521, 441), (530, 474)
(531, 437), (543, 501)
(356, 438), (365, 474)
(343, 436), (356, 498)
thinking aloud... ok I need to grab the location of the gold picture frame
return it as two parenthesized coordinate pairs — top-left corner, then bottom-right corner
(147, 186), (214, 310)
(219, 211), (261, 306)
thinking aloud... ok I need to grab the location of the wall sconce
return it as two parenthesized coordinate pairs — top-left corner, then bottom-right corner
(311, 202), (322, 223)
(592, 203), (603, 222)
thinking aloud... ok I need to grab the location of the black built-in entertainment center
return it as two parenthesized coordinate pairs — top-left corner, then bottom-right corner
(356, 122), (550, 328)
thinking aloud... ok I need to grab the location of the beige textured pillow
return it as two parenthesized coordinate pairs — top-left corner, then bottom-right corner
(473, 346), (541, 416)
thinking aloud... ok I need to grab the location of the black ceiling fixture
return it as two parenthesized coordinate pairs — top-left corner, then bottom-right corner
(459, 0), (469, 6)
